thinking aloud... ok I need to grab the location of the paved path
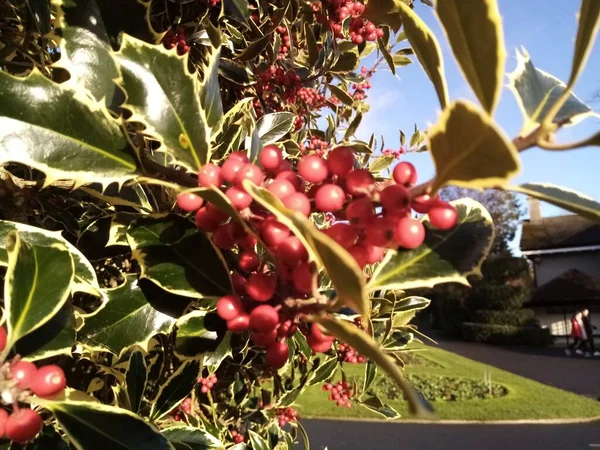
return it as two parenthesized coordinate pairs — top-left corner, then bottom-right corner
(434, 338), (600, 398)
(300, 419), (600, 450)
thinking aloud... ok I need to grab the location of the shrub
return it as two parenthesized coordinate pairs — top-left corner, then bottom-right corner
(472, 309), (536, 327)
(468, 284), (531, 310)
(461, 323), (554, 346)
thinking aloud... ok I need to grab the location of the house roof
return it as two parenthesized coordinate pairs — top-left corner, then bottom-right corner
(520, 214), (600, 251)
(529, 269), (600, 306)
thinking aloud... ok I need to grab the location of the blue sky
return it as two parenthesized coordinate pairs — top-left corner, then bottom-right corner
(356, 0), (600, 218)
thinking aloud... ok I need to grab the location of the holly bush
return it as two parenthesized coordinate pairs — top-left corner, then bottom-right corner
(0, 0), (599, 448)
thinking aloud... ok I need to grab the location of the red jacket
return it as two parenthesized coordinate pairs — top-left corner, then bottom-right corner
(571, 318), (583, 339)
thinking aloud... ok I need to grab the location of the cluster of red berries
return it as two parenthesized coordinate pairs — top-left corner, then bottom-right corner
(275, 25), (294, 57)
(350, 66), (373, 101)
(231, 430), (245, 444)
(299, 136), (330, 156)
(383, 147), (406, 159)
(162, 28), (190, 55)
(323, 0), (383, 44)
(276, 407), (299, 427)
(0, 328), (66, 443)
(337, 343), (365, 364)
(322, 380), (353, 408)
(198, 373), (218, 393)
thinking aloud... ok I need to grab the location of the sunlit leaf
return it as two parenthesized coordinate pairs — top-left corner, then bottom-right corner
(200, 45), (224, 130)
(162, 427), (223, 449)
(126, 349), (148, 414)
(256, 112), (296, 147)
(151, 361), (200, 420)
(362, 0), (404, 32)
(359, 396), (401, 419)
(174, 310), (223, 359)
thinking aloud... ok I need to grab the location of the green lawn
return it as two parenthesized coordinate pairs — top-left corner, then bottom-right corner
(295, 346), (600, 421)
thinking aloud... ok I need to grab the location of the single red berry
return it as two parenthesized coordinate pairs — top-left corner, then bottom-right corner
(327, 146), (355, 176)
(249, 305), (279, 333)
(261, 220), (290, 249)
(29, 365), (66, 399)
(231, 272), (246, 295)
(226, 186), (253, 210)
(298, 155), (329, 183)
(267, 179), (296, 200)
(251, 328), (278, 347)
(259, 145), (283, 171)
(194, 207), (220, 232)
(198, 163), (223, 187)
(235, 163), (264, 187)
(311, 322), (335, 343)
(177, 193), (204, 212)
(292, 261), (314, 294)
(307, 334), (333, 353)
(275, 170), (305, 191)
(245, 273), (276, 302)
(282, 192), (311, 217)
(365, 244), (385, 264)
(0, 327), (6, 352)
(5, 409), (42, 443)
(200, 385), (209, 394)
(217, 295), (243, 321)
(380, 184), (411, 211)
(0, 409), (8, 437)
(344, 169), (375, 197)
(11, 361), (37, 390)
(392, 162), (418, 186)
(205, 203), (229, 223)
(348, 245), (368, 268)
(314, 184), (345, 212)
(344, 198), (374, 227)
(411, 194), (438, 214)
(227, 314), (250, 333)
(364, 217), (395, 248)
(212, 223), (236, 249)
(323, 223), (358, 249)
(428, 202), (458, 230)
(265, 341), (289, 369)
(277, 236), (309, 266)
(222, 153), (249, 183)
(236, 232), (258, 250)
(239, 250), (261, 272)
(394, 217), (425, 249)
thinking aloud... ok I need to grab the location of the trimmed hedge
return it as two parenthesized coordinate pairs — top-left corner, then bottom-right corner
(469, 284), (530, 310)
(480, 256), (531, 280)
(471, 309), (536, 327)
(461, 322), (553, 346)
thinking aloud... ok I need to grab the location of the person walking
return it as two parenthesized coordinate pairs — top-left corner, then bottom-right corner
(565, 311), (587, 356)
(581, 308), (599, 357)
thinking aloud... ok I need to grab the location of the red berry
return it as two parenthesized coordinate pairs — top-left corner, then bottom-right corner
(307, 334), (333, 353)
(344, 169), (375, 197)
(365, 244), (385, 264)
(275, 171), (305, 191)
(177, 193), (204, 212)
(323, 223), (358, 249)
(311, 322), (334, 343)
(314, 184), (345, 212)
(239, 250), (261, 272)
(428, 202), (458, 230)
(380, 184), (410, 211)
(298, 155), (329, 183)
(200, 385), (209, 393)
(194, 207), (220, 232)
(292, 261), (313, 294)
(0, 327), (6, 352)
(227, 314), (250, 332)
(226, 186), (253, 210)
(30, 365), (66, 398)
(327, 147), (355, 176)
(344, 198), (374, 227)
(212, 223), (236, 249)
(231, 272), (246, 294)
(259, 145), (283, 171)
(348, 245), (368, 268)
(282, 192), (311, 217)
(217, 295), (243, 321)
(11, 361), (37, 390)
(265, 342), (289, 369)
(261, 220), (290, 248)
(249, 305), (279, 333)
(235, 163), (264, 187)
(277, 236), (309, 266)
(267, 179), (296, 200)
(251, 329), (278, 347)
(392, 162), (417, 186)
(245, 273), (276, 302)
(222, 153), (249, 183)
(364, 217), (395, 248)
(411, 194), (438, 214)
(394, 217), (425, 249)
(5, 409), (42, 443)
(236, 233), (258, 250)
(198, 163), (223, 187)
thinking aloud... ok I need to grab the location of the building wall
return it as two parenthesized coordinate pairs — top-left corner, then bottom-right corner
(532, 251), (600, 287)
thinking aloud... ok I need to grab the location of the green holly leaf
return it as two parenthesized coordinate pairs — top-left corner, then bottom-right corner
(126, 349), (148, 414)
(151, 361), (200, 420)
(435, 0), (505, 115)
(397, 1), (448, 108)
(307, 357), (339, 385)
(78, 276), (177, 355)
(428, 100), (520, 190)
(328, 84), (354, 107)
(362, 360), (377, 395)
(127, 215), (232, 298)
(359, 396), (401, 419)
(256, 112), (296, 147)
(116, 35), (210, 171)
(36, 399), (174, 450)
(244, 182), (367, 317)
(15, 303), (76, 362)
(162, 427), (223, 450)
(200, 45), (224, 130)
(507, 48), (598, 134)
(368, 199), (494, 292)
(0, 70), (136, 187)
(248, 431), (270, 450)
(203, 331), (232, 373)
(174, 310), (222, 359)
(3, 231), (74, 350)
(511, 183), (600, 223)
(362, 0), (404, 32)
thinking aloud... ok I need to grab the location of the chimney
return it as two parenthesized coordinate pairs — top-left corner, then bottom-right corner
(528, 197), (541, 221)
